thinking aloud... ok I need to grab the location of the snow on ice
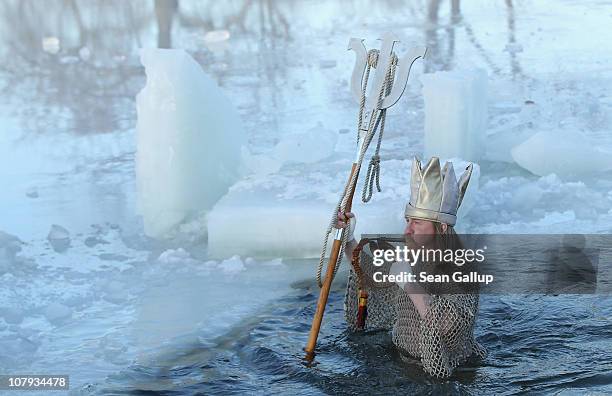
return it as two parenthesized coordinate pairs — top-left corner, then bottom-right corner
(241, 122), (338, 175)
(511, 130), (612, 178)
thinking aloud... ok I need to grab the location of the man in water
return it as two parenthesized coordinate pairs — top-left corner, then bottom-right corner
(337, 156), (486, 378)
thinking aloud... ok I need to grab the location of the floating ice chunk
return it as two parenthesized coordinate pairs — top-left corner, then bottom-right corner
(511, 130), (612, 178)
(535, 210), (576, 226)
(474, 171), (612, 231)
(203, 30), (230, 52)
(0, 306), (24, 325)
(241, 147), (282, 175)
(509, 182), (545, 212)
(158, 248), (193, 264)
(84, 236), (108, 248)
(219, 255), (246, 274)
(42, 36), (60, 54)
(78, 46), (91, 61)
(273, 122), (338, 165)
(48, 224), (70, 239)
(241, 123), (338, 175)
(43, 302), (72, 324)
(485, 129), (535, 163)
(261, 258), (283, 267)
(203, 260), (217, 268)
(422, 69), (488, 162)
(208, 195), (340, 259)
(0, 231), (22, 260)
(203, 30), (230, 43)
(209, 162), (406, 258)
(208, 156), (480, 258)
(136, 49), (245, 238)
(47, 224), (70, 252)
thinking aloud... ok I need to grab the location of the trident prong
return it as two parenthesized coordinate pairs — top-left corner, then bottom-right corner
(348, 38), (366, 103)
(381, 45), (427, 108)
(364, 32), (399, 110)
(348, 32), (426, 113)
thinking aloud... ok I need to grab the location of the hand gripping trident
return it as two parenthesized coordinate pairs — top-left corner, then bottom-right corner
(304, 32), (425, 362)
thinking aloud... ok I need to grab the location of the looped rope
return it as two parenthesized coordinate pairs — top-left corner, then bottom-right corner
(362, 154), (381, 202)
(316, 49), (398, 288)
(362, 51), (396, 203)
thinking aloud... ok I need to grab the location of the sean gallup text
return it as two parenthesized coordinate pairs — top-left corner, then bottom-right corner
(374, 271), (494, 285)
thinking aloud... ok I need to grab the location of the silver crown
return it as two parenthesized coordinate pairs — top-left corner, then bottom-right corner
(405, 157), (473, 226)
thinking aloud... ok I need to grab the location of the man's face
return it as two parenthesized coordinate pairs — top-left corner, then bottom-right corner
(404, 217), (436, 246)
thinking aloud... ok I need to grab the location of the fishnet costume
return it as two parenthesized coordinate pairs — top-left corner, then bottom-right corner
(344, 239), (402, 331)
(344, 238), (487, 378)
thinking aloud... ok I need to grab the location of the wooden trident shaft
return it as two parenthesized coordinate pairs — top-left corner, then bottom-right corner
(304, 163), (359, 361)
(303, 33), (425, 362)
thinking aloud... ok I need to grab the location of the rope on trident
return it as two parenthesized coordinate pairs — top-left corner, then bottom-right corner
(304, 34), (426, 362)
(362, 50), (397, 203)
(316, 49), (397, 288)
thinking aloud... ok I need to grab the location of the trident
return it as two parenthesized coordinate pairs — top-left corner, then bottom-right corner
(304, 32), (426, 361)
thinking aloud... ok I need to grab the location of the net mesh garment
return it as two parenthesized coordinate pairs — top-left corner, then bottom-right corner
(343, 240), (402, 332)
(344, 238), (487, 378)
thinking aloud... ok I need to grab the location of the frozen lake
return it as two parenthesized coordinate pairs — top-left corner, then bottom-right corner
(0, 0), (611, 394)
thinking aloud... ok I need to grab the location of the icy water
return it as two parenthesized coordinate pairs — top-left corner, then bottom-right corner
(92, 279), (612, 395)
(0, 0), (611, 394)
